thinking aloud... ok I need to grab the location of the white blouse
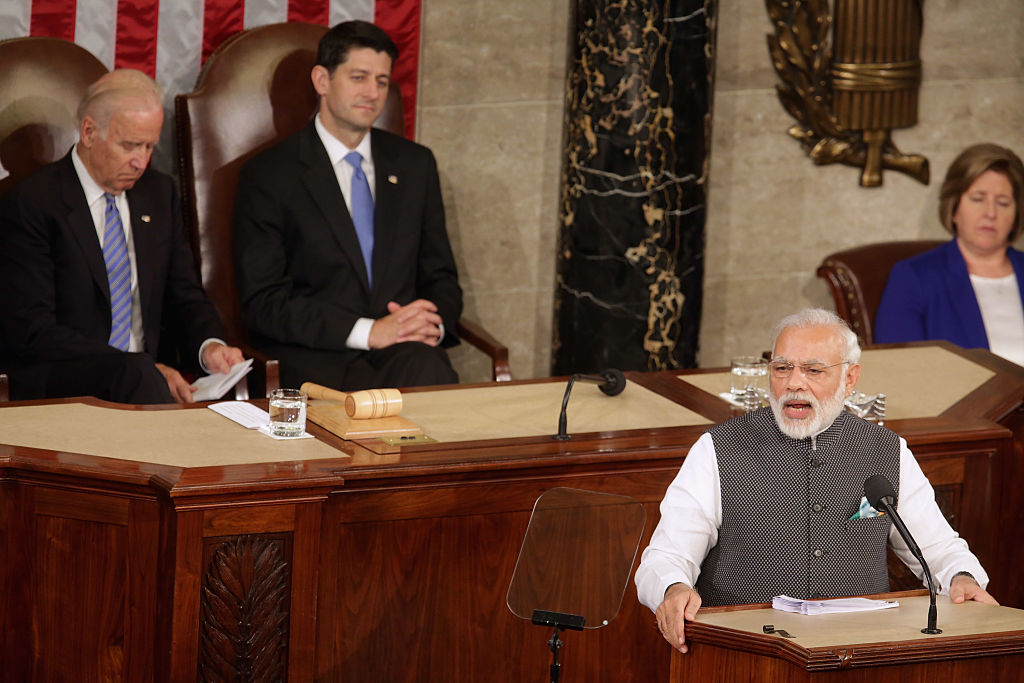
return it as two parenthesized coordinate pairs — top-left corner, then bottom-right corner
(970, 272), (1024, 366)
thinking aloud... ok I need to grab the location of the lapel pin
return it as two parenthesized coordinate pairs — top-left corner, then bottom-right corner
(140, 215), (152, 223)
(388, 175), (398, 185)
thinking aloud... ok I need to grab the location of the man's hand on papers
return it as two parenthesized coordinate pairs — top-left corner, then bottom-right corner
(950, 574), (998, 605)
(656, 583), (702, 654)
(369, 299), (443, 349)
(203, 341), (245, 374)
(156, 362), (197, 403)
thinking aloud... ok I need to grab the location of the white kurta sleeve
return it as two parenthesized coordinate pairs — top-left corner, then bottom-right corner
(888, 437), (989, 593)
(634, 432), (722, 612)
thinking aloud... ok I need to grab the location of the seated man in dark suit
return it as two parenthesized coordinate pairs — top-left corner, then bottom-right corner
(233, 20), (462, 391)
(0, 69), (243, 404)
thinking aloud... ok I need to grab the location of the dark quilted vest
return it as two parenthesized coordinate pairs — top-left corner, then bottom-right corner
(695, 407), (899, 607)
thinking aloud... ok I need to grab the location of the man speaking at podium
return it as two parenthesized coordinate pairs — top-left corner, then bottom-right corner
(635, 309), (996, 653)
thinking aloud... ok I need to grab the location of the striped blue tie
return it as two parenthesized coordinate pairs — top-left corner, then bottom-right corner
(102, 193), (131, 351)
(344, 151), (374, 286)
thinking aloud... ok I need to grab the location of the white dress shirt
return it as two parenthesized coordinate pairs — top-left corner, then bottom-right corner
(72, 146), (145, 353)
(315, 114), (377, 351)
(314, 114), (444, 351)
(634, 430), (989, 613)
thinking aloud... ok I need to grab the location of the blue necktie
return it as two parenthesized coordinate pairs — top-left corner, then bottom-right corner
(344, 151), (374, 286)
(102, 193), (131, 351)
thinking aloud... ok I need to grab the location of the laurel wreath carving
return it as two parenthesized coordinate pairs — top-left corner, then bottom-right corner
(766, 0), (858, 163)
(765, 0), (929, 185)
(198, 535), (290, 683)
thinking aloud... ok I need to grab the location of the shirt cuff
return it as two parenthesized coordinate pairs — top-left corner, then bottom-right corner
(346, 318), (374, 350)
(198, 338), (227, 374)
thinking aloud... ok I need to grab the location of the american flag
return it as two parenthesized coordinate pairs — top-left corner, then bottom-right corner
(1, 0), (422, 137)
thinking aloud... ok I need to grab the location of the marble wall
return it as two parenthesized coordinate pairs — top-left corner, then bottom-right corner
(418, 0), (1024, 380)
(417, 0), (570, 382)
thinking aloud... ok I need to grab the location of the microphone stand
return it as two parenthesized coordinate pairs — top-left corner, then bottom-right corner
(876, 498), (942, 634)
(553, 370), (625, 441)
(866, 474), (942, 635)
(554, 375), (581, 441)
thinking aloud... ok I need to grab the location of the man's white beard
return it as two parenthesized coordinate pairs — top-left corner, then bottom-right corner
(768, 378), (848, 440)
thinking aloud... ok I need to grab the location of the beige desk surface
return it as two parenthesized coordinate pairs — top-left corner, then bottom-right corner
(399, 380), (711, 443)
(0, 403), (344, 468)
(680, 347), (995, 421)
(694, 595), (1024, 650)
(0, 380), (710, 467)
(0, 347), (1002, 468)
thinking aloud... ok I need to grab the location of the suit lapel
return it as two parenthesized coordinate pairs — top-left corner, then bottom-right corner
(298, 123), (371, 294)
(942, 240), (989, 347)
(59, 154), (109, 298)
(370, 128), (401, 302)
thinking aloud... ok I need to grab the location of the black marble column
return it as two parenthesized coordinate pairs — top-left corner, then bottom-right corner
(552, 0), (716, 374)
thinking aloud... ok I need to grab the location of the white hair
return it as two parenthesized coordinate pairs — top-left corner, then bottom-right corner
(77, 69), (164, 132)
(771, 308), (861, 364)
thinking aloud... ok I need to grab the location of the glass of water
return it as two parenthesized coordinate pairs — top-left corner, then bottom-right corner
(268, 388), (307, 437)
(730, 356), (767, 404)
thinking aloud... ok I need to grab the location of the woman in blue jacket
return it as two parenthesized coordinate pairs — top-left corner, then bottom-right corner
(875, 143), (1024, 366)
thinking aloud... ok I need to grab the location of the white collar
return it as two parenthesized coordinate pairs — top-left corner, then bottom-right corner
(314, 114), (373, 167)
(71, 144), (111, 206)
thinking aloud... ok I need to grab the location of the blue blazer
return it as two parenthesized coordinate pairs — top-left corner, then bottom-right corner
(875, 239), (1024, 349)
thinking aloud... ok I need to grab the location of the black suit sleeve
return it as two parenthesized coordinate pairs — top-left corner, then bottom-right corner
(414, 150), (462, 346)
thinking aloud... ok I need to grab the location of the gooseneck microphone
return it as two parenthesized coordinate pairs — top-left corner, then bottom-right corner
(553, 369), (626, 441)
(864, 474), (942, 634)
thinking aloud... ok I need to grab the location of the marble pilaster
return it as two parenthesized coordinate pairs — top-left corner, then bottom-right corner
(552, 0), (717, 374)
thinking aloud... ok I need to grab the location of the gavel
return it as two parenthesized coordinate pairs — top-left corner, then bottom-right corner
(301, 383), (402, 419)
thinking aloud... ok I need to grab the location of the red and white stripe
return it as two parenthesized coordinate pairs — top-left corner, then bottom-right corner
(2, 0), (421, 136)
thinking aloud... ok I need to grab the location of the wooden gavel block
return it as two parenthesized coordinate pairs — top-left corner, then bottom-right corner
(301, 383), (403, 419)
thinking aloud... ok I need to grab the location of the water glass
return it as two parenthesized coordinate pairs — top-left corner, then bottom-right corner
(730, 356), (767, 401)
(269, 388), (307, 437)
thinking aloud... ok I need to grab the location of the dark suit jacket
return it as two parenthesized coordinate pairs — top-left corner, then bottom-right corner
(232, 122), (462, 387)
(875, 239), (1024, 349)
(0, 151), (225, 378)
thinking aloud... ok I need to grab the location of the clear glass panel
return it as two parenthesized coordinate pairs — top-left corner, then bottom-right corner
(507, 487), (646, 629)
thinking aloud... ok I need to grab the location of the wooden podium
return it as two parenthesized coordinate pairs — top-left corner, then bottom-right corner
(672, 592), (1024, 681)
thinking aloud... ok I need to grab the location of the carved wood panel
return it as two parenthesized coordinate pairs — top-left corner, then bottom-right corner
(198, 534), (292, 682)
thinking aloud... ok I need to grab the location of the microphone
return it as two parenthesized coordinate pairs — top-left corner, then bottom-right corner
(553, 369), (626, 441)
(864, 474), (942, 634)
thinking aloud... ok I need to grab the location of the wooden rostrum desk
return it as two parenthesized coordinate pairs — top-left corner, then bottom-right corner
(1, 342), (1021, 682)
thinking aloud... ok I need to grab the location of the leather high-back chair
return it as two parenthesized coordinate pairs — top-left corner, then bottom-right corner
(0, 37), (108, 401)
(176, 22), (510, 385)
(0, 37), (107, 197)
(817, 240), (945, 345)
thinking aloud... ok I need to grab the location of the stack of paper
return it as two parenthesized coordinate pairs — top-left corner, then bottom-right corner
(192, 359), (254, 401)
(772, 595), (899, 615)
